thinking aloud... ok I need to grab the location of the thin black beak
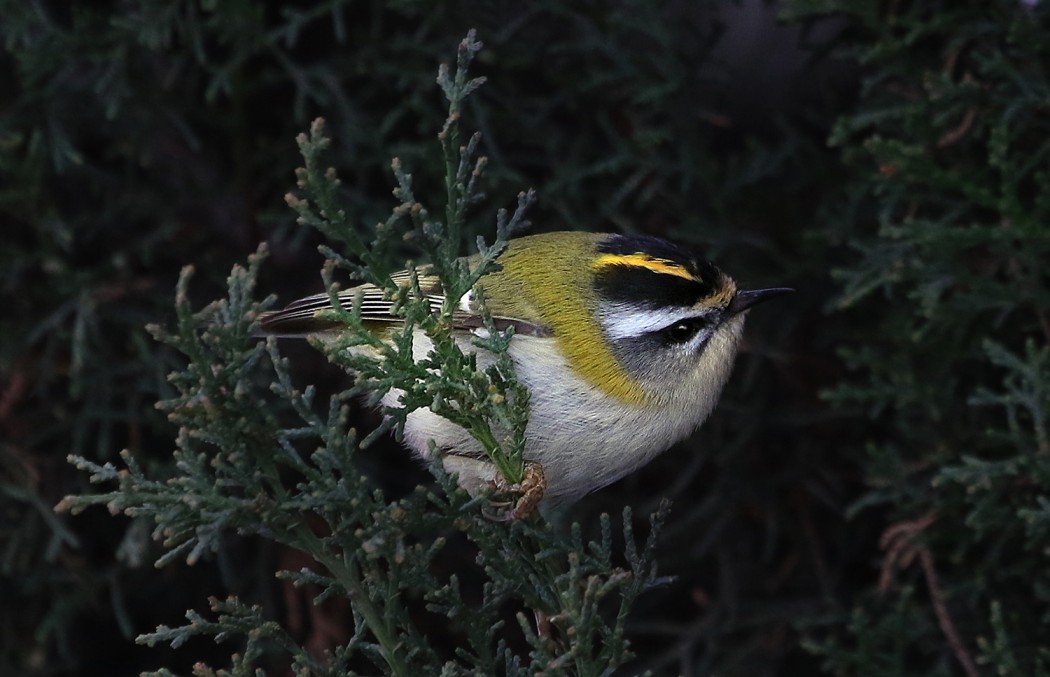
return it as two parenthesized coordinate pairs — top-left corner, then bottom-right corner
(728, 287), (794, 315)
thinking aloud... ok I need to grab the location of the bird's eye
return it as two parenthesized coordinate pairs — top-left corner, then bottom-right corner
(660, 317), (709, 345)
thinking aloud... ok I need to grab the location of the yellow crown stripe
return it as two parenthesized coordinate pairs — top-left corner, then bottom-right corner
(592, 253), (698, 281)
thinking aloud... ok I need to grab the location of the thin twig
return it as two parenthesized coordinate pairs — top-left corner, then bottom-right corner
(937, 108), (978, 148)
(919, 548), (979, 677)
(878, 514), (978, 677)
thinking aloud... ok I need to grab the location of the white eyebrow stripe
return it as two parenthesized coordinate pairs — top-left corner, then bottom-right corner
(599, 304), (693, 339)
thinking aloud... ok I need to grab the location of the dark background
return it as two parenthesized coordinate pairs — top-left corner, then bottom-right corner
(4, 1), (1049, 674)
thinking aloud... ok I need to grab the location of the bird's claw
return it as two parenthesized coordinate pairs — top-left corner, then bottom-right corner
(484, 461), (546, 521)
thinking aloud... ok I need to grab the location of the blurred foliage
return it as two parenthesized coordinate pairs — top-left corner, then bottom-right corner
(12, 0), (1047, 675)
(784, 0), (1050, 674)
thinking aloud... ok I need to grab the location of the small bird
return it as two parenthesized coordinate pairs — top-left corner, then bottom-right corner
(258, 231), (790, 514)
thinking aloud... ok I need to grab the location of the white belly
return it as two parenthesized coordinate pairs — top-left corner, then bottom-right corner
(387, 330), (734, 505)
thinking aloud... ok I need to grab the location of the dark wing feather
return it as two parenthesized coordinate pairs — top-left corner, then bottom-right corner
(257, 272), (443, 337)
(257, 271), (551, 338)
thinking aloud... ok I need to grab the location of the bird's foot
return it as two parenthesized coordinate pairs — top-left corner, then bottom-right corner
(484, 461), (546, 521)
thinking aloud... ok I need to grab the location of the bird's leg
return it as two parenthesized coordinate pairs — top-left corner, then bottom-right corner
(490, 461), (546, 521)
(441, 455), (546, 520)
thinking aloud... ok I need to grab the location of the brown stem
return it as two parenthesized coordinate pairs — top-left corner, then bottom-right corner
(919, 548), (979, 677)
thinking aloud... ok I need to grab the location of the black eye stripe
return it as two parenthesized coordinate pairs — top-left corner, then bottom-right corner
(657, 317), (711, 344)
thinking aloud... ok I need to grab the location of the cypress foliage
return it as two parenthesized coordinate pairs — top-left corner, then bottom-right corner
(785, 1), (1050, 674)
(58, 33), (667, 675)
(7, 1), (1049, 674)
